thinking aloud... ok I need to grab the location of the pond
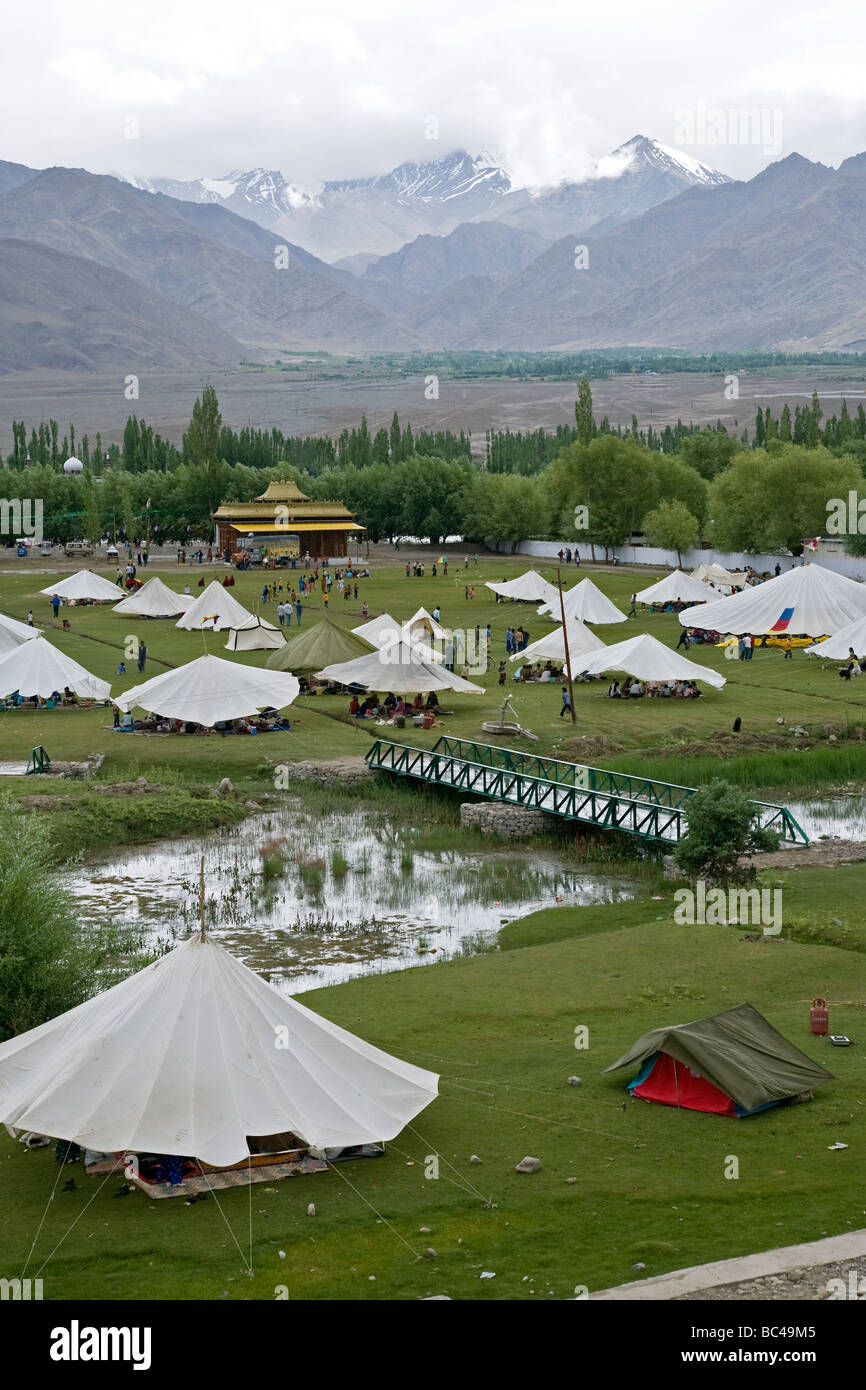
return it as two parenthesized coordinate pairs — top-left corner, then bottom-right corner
(68, 802), (640, 995)
(785, 793), (866, 842)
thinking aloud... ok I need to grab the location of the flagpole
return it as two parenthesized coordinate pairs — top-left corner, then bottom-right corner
(557, 567), (576, 725)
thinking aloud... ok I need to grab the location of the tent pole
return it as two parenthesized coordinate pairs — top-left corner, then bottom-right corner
(199, 855), (207, 941)
(557, 567), (576, 724)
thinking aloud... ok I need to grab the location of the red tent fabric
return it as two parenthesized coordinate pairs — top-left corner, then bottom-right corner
(631, 1053), (737, 1115)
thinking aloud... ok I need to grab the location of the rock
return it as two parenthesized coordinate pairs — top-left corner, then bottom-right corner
(423, 1248), (437, 1259)
(419, 1227), (432, 1233)
(632, 1262), (646, 1271)
(567, 1076), (581, 1087)
(306, 1203), (315, 1217)
(469, 1154), (482, 1165)
(244, 800), (262, 809)
(565, 1177), (577, 1185)
(422, 1295), (451, 1300)
(828, 735), (838, 743)
(515, 1156), (542, 1173)
(460, 802), (555, 839)
(217, 777), (234, 798)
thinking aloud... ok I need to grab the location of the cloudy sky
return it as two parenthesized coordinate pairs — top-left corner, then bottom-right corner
(4, 0), (866, 188)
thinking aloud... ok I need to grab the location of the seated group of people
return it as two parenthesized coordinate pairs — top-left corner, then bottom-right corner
(3, 686), (84, 709)
(348, 691), (441, 720)
(607, 678), (702, 699)
(114, 707), (290, 734)
(512, 661), (565, 683)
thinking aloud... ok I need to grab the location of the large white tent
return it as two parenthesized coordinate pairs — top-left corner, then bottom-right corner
(806, 612), (866, 660)
(538, 576), (627, 625)
(175, 580), (253, 631)
(571, 632), (727, 689)
(0, 619), (36, 658)
(224, 615), (287, 652)
(352, 612), (403, 647)
(39, 570), (121, 603)
(691, 562), (747, 588)
(319, 637), (485, 694)
(352, 611), (441, 664)
(0, 634), (111, 700)
(0, 932), (439, 1167)
(635, 570), (720, 605)
(509, 618), (606, 664)
(112, 576), (192, 618)
(115, 653), (299, 723)
(0, 611), (42, 641)
(679, 563), (866, 638)
(404, 606), (450, 641)
(486, 570), (560, 606)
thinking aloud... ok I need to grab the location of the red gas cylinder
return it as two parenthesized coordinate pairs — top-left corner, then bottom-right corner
(810, 998), (829, 1036)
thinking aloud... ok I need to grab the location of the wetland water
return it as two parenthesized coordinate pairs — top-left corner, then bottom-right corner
(69, 801), (639, 994)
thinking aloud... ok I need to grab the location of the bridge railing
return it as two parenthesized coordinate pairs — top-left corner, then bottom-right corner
(366, 737), (809, 846)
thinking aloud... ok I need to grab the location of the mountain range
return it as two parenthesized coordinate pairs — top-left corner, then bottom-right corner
(0, 136), (864, 369)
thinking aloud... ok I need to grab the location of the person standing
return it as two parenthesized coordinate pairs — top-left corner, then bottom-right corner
(137, 641), (147, 674)
(295, 599), (302, 626)
(27, 610), (33, 626)
(677, 627), (691, 650)
(746, 633), (754, 661)
(629, 593), (637, 617)
(51, 593), (60, 620)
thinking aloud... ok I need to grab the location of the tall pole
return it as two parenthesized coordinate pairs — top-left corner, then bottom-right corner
(557, 567), (576, 725)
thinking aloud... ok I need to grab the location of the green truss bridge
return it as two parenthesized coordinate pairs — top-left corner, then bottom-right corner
(364, 736), (809, 846)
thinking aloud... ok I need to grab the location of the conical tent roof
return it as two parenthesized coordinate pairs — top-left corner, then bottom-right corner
(486, 570), (560, 605)
(115, 653), (299, 722)
(224, 615), (286, 651)
(175, 580), (253, 631)
(691, 562), (747, 587)
(538, 577), (627, 624)
(112, 576), (192, 617)
(351, 612), (403, 647)
(635, 570), (720, 605)
(0, 610), (42, 641)
(0, 622), (32, 658)
(0, 933), (439, 1166)
(39, 570), (121, 602)
(404, 606), (450, 641)
(806, 611), (866, 660)
(509, 618), (606, 663)
(681, 563), (866, 637)
(319, 637), (484, 693)
(605, 1002), (831, 1114)
(267, 616), (376, 672)
(570, 631), (726, 688)
(0, 634), (111, 700)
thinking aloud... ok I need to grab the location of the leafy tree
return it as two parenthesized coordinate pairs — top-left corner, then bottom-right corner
(642, 499), (700, 567)
(678, 428), (737, 480)
(0, 801), (145, 1040)
(710, 445), (860, 553)
(575, 378), (594, 446)
(673, 780), (779, 888)
(185, 386), (224, 519)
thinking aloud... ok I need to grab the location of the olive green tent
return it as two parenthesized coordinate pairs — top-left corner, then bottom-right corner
(265, 616), (377, 674)
(605, 1002), (832, 1116)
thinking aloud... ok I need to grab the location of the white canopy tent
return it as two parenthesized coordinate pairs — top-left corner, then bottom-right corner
(175, 581), (253, 631)
(0, 621), (34, 658)
(571, 632), (727, 689)
(806, 612), (866, 660)
(352, 612), (441, 664)
(319, 637), (485, 694)
(115, 653), (299, 723)
(679, 563), (866, 638)
(0, 932), (439, 1167)
(39, 570), (121, 603)
(224, 615), (287, 652)
(509, 618), (606, 664)
(0, 611), (42, 641)
(351, 612), (403, 646)
(112, 576), (192, 617)
(691, 562), (748, 588)
(404, 606), (450, 642)
(486, 570), (561, 606)
(635, 570), (720, 605)
(0, 634), (111, 700)
(538, 576), (627, 625)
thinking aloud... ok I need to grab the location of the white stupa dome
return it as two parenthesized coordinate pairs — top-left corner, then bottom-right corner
(63, 456), (84, 474)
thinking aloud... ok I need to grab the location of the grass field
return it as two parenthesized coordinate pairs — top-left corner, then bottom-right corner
(1, 552), (865, 794)
(2, 894), (863, 1301)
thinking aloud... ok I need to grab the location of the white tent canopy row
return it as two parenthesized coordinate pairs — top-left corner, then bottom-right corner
(635, 570), (721, 606)
(0, 933), (439, 1167)
(572, 632), (727, 689)
(175, 581), (253, 631)
(0, 634), (111, 700)
(486, 570), (561, 606)
(538, 577), (627, 625)
(113, 576), (192, 617)
(224, 615), (286, 652)
(509, 618), (606, 664)
(806, 612), (866, 660)
(39, 570), (121, 603)
(680, 563), (866, 638)
(319, 636), (485, 694)
(115, 653), (299, 723)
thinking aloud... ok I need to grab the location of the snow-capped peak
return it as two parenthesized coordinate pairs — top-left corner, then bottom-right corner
(610, 134), (730, 185)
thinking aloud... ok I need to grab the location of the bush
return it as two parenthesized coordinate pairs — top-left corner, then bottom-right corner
(673, 779), (779, 887)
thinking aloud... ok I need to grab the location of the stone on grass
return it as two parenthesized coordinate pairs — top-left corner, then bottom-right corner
(568, 1076), (581, 1087)
(515, 1156), (542, 1173)
(469, 1154), (482, 1165)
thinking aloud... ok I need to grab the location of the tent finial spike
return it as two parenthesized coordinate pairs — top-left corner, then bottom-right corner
(199, 854), (206, 941)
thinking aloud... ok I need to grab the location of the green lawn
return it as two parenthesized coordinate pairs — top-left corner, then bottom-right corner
(1, 555), (865, 790)
(2, 893), (863, 1301)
